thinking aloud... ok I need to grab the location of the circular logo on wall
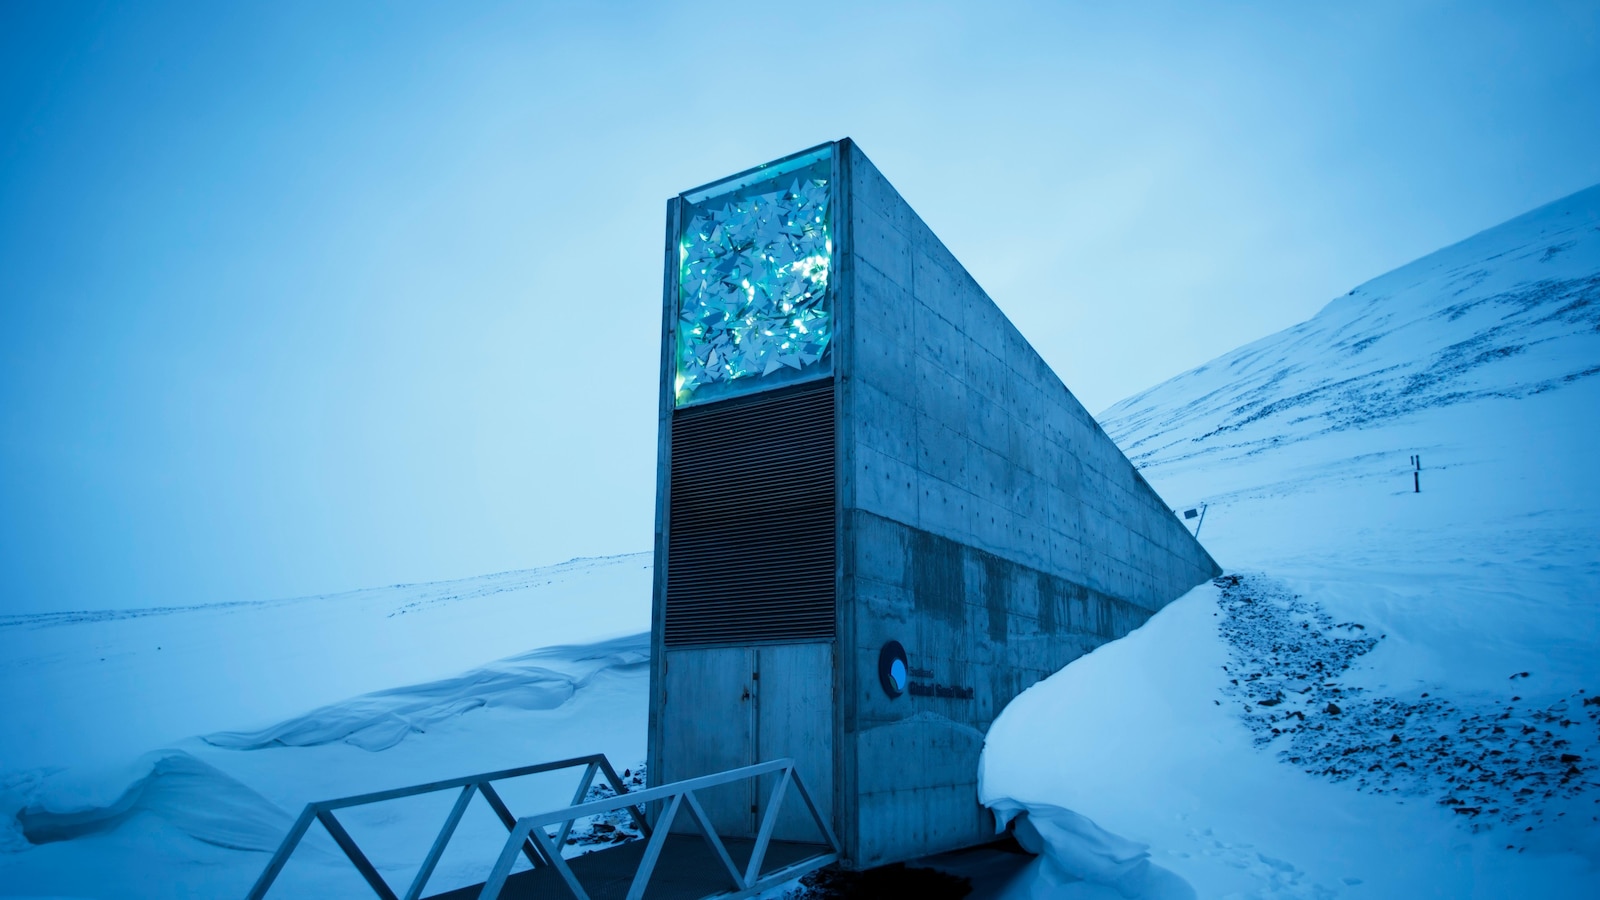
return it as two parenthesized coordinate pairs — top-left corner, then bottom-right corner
(878, 640), (909, 698)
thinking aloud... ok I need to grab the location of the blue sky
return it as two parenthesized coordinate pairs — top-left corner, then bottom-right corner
(2, 1), (1597, 613)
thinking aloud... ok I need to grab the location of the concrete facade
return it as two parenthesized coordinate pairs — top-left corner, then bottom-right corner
(648, 139), (1220, 870)
(834, 141), (1219, 865)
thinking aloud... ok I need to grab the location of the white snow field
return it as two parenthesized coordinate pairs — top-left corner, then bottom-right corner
(2, 185), (1597, 899)
(0, 556), (654, 898)
(980, 185), (1600, 898)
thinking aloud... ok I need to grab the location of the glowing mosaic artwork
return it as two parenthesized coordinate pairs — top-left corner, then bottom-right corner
(675, 150), (833, 406)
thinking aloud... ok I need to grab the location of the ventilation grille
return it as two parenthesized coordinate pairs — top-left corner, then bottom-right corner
(665, 381), (836, 646)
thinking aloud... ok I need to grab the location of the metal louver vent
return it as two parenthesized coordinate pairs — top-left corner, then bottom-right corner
(665, 380), (836, 646)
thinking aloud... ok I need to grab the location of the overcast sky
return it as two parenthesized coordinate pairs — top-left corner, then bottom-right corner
(3, 1), (1597, 613)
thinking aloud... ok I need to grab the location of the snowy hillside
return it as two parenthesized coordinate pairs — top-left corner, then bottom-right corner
(980, 187), (1600, 897)
(1107, 184), (1600, 470)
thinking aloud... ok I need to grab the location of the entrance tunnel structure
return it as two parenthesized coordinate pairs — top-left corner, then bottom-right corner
(648, 139), (1220, 868)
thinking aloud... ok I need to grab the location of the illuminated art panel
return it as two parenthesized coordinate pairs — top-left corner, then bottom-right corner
(675, 147), (833, 407)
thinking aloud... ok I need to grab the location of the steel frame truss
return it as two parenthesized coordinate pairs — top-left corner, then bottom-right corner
(245, 753), (643, 900)
(478, 757), (840, 900)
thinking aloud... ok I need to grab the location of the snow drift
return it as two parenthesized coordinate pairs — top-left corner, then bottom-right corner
(0, 560), (652, 899)
(202, 633), (647, 752)
(0, 552), (651, 773)
(16, 751), (293, 852)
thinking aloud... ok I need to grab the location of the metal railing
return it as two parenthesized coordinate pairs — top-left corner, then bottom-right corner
(479, 757), (840, 900)
(246, 753), (642, 900)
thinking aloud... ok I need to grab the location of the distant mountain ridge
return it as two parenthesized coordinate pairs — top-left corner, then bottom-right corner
(1101, 184), (1600, 468)
(0, 551), (651, 630)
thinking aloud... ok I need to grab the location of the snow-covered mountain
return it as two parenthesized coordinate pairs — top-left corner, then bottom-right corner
(980, 186), (1600, 898)
(1107, 185), (1599, 469)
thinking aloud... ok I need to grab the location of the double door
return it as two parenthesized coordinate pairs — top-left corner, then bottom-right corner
(659, 642), (833, 841)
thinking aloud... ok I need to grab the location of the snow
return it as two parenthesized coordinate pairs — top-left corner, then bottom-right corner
(0, 557), (652, 898)
(2, 184), (1597, 898)
(979, 186), (1600, 897)
(0, 553), (651, 773)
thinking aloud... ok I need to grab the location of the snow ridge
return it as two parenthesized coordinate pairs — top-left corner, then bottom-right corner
(0, 552), (651, 632)
(13, 751), (293, 852)
(202, 633), (648, 752)
(1102, 185), (1600, 468)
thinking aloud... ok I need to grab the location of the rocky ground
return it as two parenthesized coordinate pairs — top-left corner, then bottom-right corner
(561, 761), (649, 850)
(1214, 573), (1600, 849)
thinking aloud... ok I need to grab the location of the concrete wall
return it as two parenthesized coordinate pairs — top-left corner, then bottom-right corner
(836, 140), (1219, 866)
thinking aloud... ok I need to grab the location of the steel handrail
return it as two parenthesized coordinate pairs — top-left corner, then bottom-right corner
(245, 753), (645, 900)
(478, 757), (841, 900)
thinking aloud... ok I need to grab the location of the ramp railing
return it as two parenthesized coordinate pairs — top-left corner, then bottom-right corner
(246, 753), (643, 900)
(479, 757), (840, 900)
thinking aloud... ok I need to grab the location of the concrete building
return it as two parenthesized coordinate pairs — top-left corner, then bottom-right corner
(647, 139), (1219, 869)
